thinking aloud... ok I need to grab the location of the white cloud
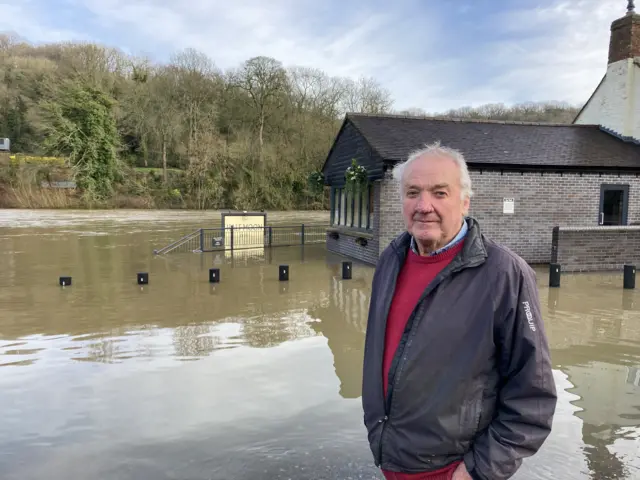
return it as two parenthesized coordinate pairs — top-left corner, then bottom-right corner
(385, 0), (627, 112)
(0, 0), (632, 113)
(475, 0), (626, 107)
(0, 2), (89, 44)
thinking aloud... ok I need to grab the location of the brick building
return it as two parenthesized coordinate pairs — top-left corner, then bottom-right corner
(321, 4), (640, 266)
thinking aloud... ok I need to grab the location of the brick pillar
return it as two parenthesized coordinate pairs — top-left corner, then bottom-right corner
(378, 172), (405, 255)
(608, 11), (640, 64)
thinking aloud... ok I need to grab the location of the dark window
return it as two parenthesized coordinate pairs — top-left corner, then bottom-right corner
(599, 184), (629, 225)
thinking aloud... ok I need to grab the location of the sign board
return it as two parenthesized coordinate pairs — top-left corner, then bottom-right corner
(503, 198), (515, 214)
(212, 237), (224, 248)
(222, 212), (267, 250)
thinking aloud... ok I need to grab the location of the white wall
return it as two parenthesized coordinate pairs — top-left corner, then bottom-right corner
(575, 58), (640, 142)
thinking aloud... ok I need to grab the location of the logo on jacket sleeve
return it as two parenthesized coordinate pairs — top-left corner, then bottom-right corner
(522, 301), (536, 332)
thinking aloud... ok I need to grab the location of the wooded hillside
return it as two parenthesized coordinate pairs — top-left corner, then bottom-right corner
(0, 33), (582, 209)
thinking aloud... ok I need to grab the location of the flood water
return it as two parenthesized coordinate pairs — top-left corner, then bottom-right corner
(1, 209), (639, 480)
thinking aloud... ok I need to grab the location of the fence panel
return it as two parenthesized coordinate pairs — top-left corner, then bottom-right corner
(200, 228), (226, 252)
(159, 224), (329, 254)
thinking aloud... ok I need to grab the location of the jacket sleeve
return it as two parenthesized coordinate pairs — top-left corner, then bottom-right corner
(463, 263), (558, 480)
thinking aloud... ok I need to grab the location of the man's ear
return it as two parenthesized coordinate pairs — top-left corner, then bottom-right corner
(462, 196), (470, 215)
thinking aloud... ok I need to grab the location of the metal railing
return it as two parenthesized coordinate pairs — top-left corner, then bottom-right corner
(154, 224), (328, 255)
(153, 229), (201, 255)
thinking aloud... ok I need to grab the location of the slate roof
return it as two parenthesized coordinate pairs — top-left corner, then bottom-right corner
(345, 113), (640, 170)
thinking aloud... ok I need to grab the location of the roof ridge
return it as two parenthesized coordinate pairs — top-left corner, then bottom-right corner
(345, 112), (598, 128)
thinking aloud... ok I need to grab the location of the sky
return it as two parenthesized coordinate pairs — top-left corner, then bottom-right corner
(0, 0), (632, 113)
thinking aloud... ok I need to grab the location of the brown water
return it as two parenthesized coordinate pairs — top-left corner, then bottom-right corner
(1, 210), (639, 480)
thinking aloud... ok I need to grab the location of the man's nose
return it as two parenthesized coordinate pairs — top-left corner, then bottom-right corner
(415, 193), (434, 212)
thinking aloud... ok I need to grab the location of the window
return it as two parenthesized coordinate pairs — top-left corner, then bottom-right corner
(331, 185), (373, 230)
(599, 184), (629, 225)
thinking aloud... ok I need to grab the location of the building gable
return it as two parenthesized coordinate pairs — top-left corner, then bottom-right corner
(574, 59), (640, 143)
(321, 118), (386, 186)
(574, 9), (640, 142)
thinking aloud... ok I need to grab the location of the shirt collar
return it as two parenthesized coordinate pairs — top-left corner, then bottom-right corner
(410, 217), (468, 256)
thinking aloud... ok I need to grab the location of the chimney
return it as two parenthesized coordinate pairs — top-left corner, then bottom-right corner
(608, 1), (640, 64)
(574, 1), (640, 142)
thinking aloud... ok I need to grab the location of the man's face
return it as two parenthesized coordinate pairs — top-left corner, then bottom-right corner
(401, 154), (470, 254)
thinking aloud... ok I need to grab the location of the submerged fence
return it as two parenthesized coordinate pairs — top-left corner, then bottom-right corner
(154, 224), (328, 255)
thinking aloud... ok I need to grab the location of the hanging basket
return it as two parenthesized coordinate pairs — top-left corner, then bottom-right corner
(345, 159), (368, 193)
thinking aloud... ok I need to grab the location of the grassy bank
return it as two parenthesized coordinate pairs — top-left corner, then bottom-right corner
(0, 163), (328, 210)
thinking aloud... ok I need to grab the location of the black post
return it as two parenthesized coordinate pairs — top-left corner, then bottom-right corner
(623, 264), (636, 289)
(199, 229), (204, 252)
(269, 226), (273, 246)
(230, 226), (234, 251)
(279, 265), (289, 281)
(342, 261), (352, 280)
(209, 268), (220, 283)
(549, 263), (561, 288)
(301, 224), (305, 245)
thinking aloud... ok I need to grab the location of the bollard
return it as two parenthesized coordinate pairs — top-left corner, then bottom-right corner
(279, 265), (289, 282)
(342, 261), (352, 280)
(549, 263), (561, 288)
(209, 268), (220, 283)
(137, 272), (149, 285)
(59, 276), (72, 287)
(624, 264), (636, 289)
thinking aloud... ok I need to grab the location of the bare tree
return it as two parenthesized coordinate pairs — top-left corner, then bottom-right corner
(230, 56), (288, 164)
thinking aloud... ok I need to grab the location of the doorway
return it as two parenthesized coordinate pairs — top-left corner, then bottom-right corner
(598, 184), (629, 225)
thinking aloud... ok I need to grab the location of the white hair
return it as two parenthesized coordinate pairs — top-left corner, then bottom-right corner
(391, 141), (473, 200)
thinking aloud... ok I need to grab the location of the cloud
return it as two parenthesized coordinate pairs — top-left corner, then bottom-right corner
(0, 2), (89, 44)
(478, 0), (623, 107)
(0, 0), (630, 113)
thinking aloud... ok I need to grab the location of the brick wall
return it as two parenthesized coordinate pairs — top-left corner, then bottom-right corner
(553, 226), (640, 272)
(468, 171), (640, 263)
(371, 169), (640, 265)
(325, 182), (381, 265)
(378, 171), (404, 256)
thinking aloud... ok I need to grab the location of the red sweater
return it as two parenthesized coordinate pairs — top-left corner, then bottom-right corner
(381, 241), (465, 480)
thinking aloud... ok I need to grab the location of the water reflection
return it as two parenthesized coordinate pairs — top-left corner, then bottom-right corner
(535, 270), (640, 479)
(308, 274), (370, 399)
(1, 211), (640, 479)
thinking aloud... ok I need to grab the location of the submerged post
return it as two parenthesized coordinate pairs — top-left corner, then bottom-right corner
(209, 268), (220, 283)
(342, 261), (352, 280)
(279, 265), (289, 281)
(549, 263), (561, 288)
(137, 272), (149, 285)
(59, 276), (72, 287)
(624, 264), (636, 289)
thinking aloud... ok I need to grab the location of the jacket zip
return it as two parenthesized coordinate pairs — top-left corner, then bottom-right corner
(375, 242), (481, 468)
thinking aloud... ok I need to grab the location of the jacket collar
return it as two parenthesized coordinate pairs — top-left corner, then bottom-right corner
(391, 216), (488, 269)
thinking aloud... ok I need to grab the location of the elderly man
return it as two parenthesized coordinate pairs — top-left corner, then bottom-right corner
(361, 143), (557, 480)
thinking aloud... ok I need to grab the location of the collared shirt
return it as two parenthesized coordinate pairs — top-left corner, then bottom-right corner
(410, 217), (468, 256)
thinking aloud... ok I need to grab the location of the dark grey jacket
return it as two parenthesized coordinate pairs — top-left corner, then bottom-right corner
(362, 217), (557, 480)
